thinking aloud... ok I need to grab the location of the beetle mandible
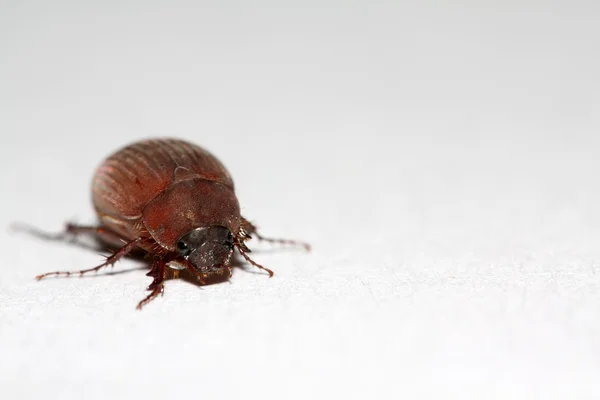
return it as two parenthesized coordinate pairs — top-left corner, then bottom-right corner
(33, 138), (309, 309)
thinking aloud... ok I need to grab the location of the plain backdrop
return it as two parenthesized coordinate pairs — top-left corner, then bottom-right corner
(1, 1), (600, 399)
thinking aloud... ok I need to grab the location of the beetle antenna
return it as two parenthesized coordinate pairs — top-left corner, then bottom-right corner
(235, 244), (274, 277)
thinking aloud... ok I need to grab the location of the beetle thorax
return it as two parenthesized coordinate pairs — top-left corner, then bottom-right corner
(142, 178), (241, 251)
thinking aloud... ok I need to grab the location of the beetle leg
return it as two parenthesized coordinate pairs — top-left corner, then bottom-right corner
(145, 259), (167, 290)
(183, 262), (207, 285)
(13, 222), (127, 250)
(63, 223), (129, 248)
(235, 243), (274, 277)
(240, 217), (311, 251)
(137, 259), (166, 310)
(35, 237), (142, 280)
(136, 283), (164, 310)
(167, 258), (207, 285)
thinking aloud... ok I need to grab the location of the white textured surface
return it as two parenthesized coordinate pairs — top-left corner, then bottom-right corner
(1, 1), (600, 399)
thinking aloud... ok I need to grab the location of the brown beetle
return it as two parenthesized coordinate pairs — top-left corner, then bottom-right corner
(32, 138), (309, 309)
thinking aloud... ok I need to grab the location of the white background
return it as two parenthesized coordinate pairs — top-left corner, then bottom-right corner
(1, 1), (600, 398)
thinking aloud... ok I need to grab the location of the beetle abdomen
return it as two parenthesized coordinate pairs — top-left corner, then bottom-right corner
(92, 138), (235, 223)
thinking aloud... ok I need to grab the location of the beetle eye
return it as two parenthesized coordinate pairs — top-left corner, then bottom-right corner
(176, 240), (190, 256)
(224, 232), (234, 248)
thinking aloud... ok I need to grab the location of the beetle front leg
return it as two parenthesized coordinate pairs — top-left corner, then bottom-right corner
(35, 237), (142, 280)
(137, 259), (167, 310)
(235, 242), (274, 277)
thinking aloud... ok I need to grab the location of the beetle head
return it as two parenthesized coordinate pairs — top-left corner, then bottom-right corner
(175, 226), (234, 274)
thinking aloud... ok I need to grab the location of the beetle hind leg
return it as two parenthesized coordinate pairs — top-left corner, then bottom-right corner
(241, 217), (310, 251)
(13, 222), (128, 250)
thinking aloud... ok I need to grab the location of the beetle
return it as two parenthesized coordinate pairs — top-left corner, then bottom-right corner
(32, 138), (309, 309)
